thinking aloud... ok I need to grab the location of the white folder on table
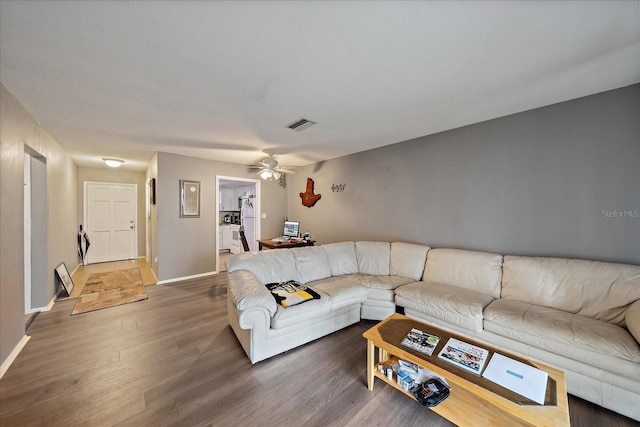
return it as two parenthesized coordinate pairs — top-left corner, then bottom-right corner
(482, 353), (548, 405)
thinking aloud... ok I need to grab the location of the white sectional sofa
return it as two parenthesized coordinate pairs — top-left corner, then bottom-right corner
(226, 242), (640, 420)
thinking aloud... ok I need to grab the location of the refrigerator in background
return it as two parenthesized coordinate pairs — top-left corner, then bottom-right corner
(241, 197), (255, 251)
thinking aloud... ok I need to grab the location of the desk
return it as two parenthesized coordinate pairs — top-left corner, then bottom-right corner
(257, 238), (315, 250)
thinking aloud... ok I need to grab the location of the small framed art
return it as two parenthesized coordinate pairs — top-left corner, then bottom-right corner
(55, 262), (75, 295)
(180, 180), (200, 218)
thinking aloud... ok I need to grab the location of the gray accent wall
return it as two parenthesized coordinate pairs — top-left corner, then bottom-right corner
(287, 84), (640, 265)
(1, 83), (78, 368)
(155, 152), (287, 281)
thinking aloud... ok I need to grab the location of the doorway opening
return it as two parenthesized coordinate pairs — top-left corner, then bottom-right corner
(23, 147), (47, 315)
(216, 176), (260, 272)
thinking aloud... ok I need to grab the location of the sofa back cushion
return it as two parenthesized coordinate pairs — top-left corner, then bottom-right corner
(356, 241), (390, 276)
(502, 256), (640, 327)
(423, 248), (503, 299)
(292, 246), (332, 283)
(323, 242), (359, 276)
(390, 242), (430, 281)
(227, 250), (299, 284)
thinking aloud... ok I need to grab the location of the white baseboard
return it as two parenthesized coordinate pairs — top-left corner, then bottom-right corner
(157, 271), (217, 285)
(34, 294), (56, 312)
(0, 335), (30, 379)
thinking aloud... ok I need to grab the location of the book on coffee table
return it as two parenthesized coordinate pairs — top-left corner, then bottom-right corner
(401, 328), (441, 356)
(437, 337), (489, 375)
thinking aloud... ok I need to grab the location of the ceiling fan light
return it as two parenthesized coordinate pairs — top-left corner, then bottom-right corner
(260, 170), (272, 180)
(103, 158), (124, 168)
(273, 171), (281, 180)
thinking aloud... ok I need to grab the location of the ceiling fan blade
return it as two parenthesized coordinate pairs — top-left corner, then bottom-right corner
(276, 167), (296, 174)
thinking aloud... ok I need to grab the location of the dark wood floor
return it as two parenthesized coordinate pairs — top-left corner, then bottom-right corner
(1, 273), (637, 427)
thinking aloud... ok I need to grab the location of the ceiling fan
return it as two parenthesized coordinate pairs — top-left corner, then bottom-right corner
(249, 154), (296, 181)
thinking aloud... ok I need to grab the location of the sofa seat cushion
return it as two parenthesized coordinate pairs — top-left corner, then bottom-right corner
(356, 274), (415, 290)
(271, 290), (332, 329)
(395, 281), (495, 332)
(309, 277), (368, 311)
(365, 287), (396, 303)
(484, 299), (640, 364)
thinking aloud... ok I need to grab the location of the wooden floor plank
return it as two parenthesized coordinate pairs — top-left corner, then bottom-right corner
(1, 272), (637, 427)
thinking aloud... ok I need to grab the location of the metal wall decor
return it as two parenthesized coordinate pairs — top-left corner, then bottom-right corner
(300, 178), (321, 207)
(331, 183), (347, 192)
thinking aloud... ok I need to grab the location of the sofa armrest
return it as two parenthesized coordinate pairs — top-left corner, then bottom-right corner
(626, 299), (640, 344)
(228, 270), (277, 316)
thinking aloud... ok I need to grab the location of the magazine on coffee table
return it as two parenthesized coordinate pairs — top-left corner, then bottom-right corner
(437, 337), (489, 375)
(400, 328), (441, 356)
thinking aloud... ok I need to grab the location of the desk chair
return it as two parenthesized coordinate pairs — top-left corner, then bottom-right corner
(239, 225), (250, 252)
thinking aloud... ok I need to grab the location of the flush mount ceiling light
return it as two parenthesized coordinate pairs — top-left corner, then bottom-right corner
(103, 158), (124, 168)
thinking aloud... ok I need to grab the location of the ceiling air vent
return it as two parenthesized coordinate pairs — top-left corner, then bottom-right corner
(286, 118), (317, 132)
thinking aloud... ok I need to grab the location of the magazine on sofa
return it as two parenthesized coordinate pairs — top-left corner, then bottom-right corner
(437, 337), (489, 375)
(400, 328), (441, 356)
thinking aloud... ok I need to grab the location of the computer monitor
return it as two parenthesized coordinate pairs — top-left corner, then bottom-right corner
(283, 220), (300, 238)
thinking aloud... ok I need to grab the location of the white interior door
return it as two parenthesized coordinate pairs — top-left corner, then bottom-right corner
(85, 182), (137, 264)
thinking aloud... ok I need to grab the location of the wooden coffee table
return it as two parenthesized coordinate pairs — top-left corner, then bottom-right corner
(362, 313), (570, 427)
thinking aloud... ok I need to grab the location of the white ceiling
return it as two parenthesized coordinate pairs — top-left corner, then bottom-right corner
(1, 1), (638, 172)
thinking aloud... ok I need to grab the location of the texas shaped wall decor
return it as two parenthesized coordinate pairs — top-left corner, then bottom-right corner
(300, 178), (321, 207)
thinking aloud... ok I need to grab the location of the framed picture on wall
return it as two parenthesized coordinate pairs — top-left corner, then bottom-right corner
(55, 262), (74, 296)
(180, 179), (200, 218)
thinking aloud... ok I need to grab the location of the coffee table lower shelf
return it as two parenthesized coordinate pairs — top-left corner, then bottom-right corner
(374, 355), (418, 400)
